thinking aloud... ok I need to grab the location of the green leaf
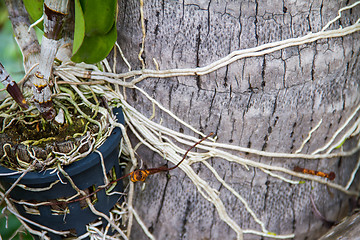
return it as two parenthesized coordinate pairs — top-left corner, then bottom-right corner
(72, 0), (86, 55)
(0, 208), (33, 240)
(23, 0), (44, 30)
(71, 23), (117, 64)
(335, 138), (346, 149)
(0, 7), (9, 27)
(80, 0), (117, 36)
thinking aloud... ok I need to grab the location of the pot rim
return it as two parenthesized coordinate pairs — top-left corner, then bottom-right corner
(0, 108), (124, 184)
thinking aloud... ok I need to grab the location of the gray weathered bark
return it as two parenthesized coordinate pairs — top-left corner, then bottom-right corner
(115, 0), (360, 239)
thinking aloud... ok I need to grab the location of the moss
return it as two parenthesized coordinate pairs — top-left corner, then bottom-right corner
(3, 117), (89, 146)
(0, 112), (100, 169)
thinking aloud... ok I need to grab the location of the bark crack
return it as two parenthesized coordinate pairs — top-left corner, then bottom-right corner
(254, 0), (259, 45)
(168, 84), (174, 110)
(195, 24), (202, 90)
(215, 113), (222, 136)
(271, 91), (279, 116)
(263, 180), (270, 223)
(187, 91), (194, 122)
(311, 42), (317, 81)
(180, 199), (192, 239)
(238, 3), (243, 48)
(281, 49), (287, 88)
(208, 88), (217, 117)
(319, 0), (324, 28)
(306, 2), (313, 32)
(206, 0), (212, 37)
(245, 92), (253, 114)
(155, 177), (170, 225)
(261, 56), (266, 90)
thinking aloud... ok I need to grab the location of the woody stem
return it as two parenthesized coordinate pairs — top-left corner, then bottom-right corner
(32, 0), (69, 120)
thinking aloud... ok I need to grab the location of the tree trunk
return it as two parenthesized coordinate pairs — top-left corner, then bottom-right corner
(115, 1), (360, 239)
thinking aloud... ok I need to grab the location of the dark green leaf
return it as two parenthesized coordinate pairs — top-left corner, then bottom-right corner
(23, 0), (44, 30)
(72, 0), (86, 55)
(71, 23), (117, 64)
(0, 208), (33, 240)
(80, 0), (117, 36)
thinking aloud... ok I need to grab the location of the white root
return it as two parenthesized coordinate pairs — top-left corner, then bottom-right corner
(2, 1), (360, 240)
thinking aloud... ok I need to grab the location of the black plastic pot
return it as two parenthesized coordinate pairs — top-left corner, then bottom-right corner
(0, 108), (125, 239)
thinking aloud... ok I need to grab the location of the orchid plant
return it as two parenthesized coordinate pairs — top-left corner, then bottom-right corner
(1, 0), (117, 121)
(0, 0), (118, 171)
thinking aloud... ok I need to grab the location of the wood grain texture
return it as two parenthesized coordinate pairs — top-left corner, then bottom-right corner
(319, 211), (360, 240)
(115, 1), (360, 239)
